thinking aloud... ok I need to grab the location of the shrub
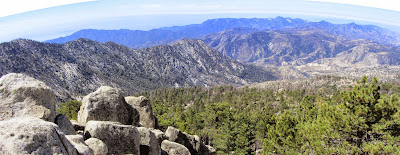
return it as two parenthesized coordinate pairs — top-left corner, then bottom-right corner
(57, 100), (82, 120)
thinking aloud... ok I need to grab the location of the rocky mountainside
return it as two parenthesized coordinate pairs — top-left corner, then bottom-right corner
(300, 21), (400, 46)
(202, 28), (400, 80)
(0, 39), (275, 101)
(203, 28), (400, 67)
(46, 17), (400, 48)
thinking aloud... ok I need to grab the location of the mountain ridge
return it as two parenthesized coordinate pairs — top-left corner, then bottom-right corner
(201, 28), (400, 80)
(46, 17), (400, 48)
(0, 38), (276, 101)
(202, 28), (377, 66)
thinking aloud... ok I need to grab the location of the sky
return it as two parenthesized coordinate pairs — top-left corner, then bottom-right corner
(0, 0), (400, 42)
(0, 0), (96, 17)
(308, 0), (400, 12)
(1, 0), (400, 17)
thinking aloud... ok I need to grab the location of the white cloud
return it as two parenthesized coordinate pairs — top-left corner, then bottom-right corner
(307, 0), (400, 12)
(0, 0), (96, 17)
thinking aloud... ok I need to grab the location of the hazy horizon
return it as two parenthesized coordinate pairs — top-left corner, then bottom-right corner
(1, 0), (400, 42)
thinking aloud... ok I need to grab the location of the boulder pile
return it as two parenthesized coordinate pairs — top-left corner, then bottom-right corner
(0, 73), (216, 155)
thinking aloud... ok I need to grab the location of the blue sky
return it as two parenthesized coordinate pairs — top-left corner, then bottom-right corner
(0, 0), (400, 42)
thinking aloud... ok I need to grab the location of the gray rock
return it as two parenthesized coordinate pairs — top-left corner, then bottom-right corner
(77, 86), (134, 125)
(55, 114), (76, 135)
(161, 140), (190, 155)
(70, 120), (85, 131)
(202, 145), (217, 155)
(137, 127), (161, 155)
(165, 126), (202, 154)
(84, 121), (140, 154)
(85, 138), (108, 155)
(0, 73), (56, 122)
(66, 135), (94, 155)
(125, 96), (158, 128)
(150, 129), (167, 145)
(0, 117), (77, 155)
(255, 149), (263, 155)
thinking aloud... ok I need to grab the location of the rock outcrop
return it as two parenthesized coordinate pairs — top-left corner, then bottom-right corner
(0, 79), (216, 155)
(151, 129), (167, 145)
(65, 135), (94, 155)
(137, 127), (161, 155)
(85, 138), (108, 155)
(0, 73), (56, 122)
(84, 120), (141, 154)
(55, 114), (76, 135)
(166, 126), (216, 155)
(70, 120), (86, 131)
(161, 140), (191, 155)
(78, 86), (138, 125)
(125, 96), (158, 128)
(0, 117), (77, 155)
(166, 126), (201, 154)
(256, 149), (263, 155)
(205, 145), (217, 155)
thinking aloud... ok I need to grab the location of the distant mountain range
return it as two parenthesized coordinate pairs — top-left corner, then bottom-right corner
(46, 17), (400, 48)
(0, 39), (275, 101)
(202, 28), (400, 67)
(202, 27), (400, 80)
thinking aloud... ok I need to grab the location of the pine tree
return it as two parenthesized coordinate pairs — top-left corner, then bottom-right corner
(341, 76), (400, 153)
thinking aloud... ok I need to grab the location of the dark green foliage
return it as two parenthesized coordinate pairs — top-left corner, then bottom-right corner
(340, 76), (400, 153)
(264, 76), (400, 154)
(57, 100), (82, 120)
(140, 77), (400, 154)
(140, 85), (305, 154)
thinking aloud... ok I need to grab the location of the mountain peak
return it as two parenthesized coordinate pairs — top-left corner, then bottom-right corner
(173, 39), (205, 45)
(65, 38), (102, 45)
(10, 38), (39, 44)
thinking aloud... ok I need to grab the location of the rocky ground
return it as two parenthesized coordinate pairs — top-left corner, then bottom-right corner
(0, 73), (216, 155)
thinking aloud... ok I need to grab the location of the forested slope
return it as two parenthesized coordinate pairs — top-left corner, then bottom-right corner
(139, 76), (400, 154)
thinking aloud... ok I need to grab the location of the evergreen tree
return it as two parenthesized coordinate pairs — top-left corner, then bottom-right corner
(341, 76), (400, 153)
